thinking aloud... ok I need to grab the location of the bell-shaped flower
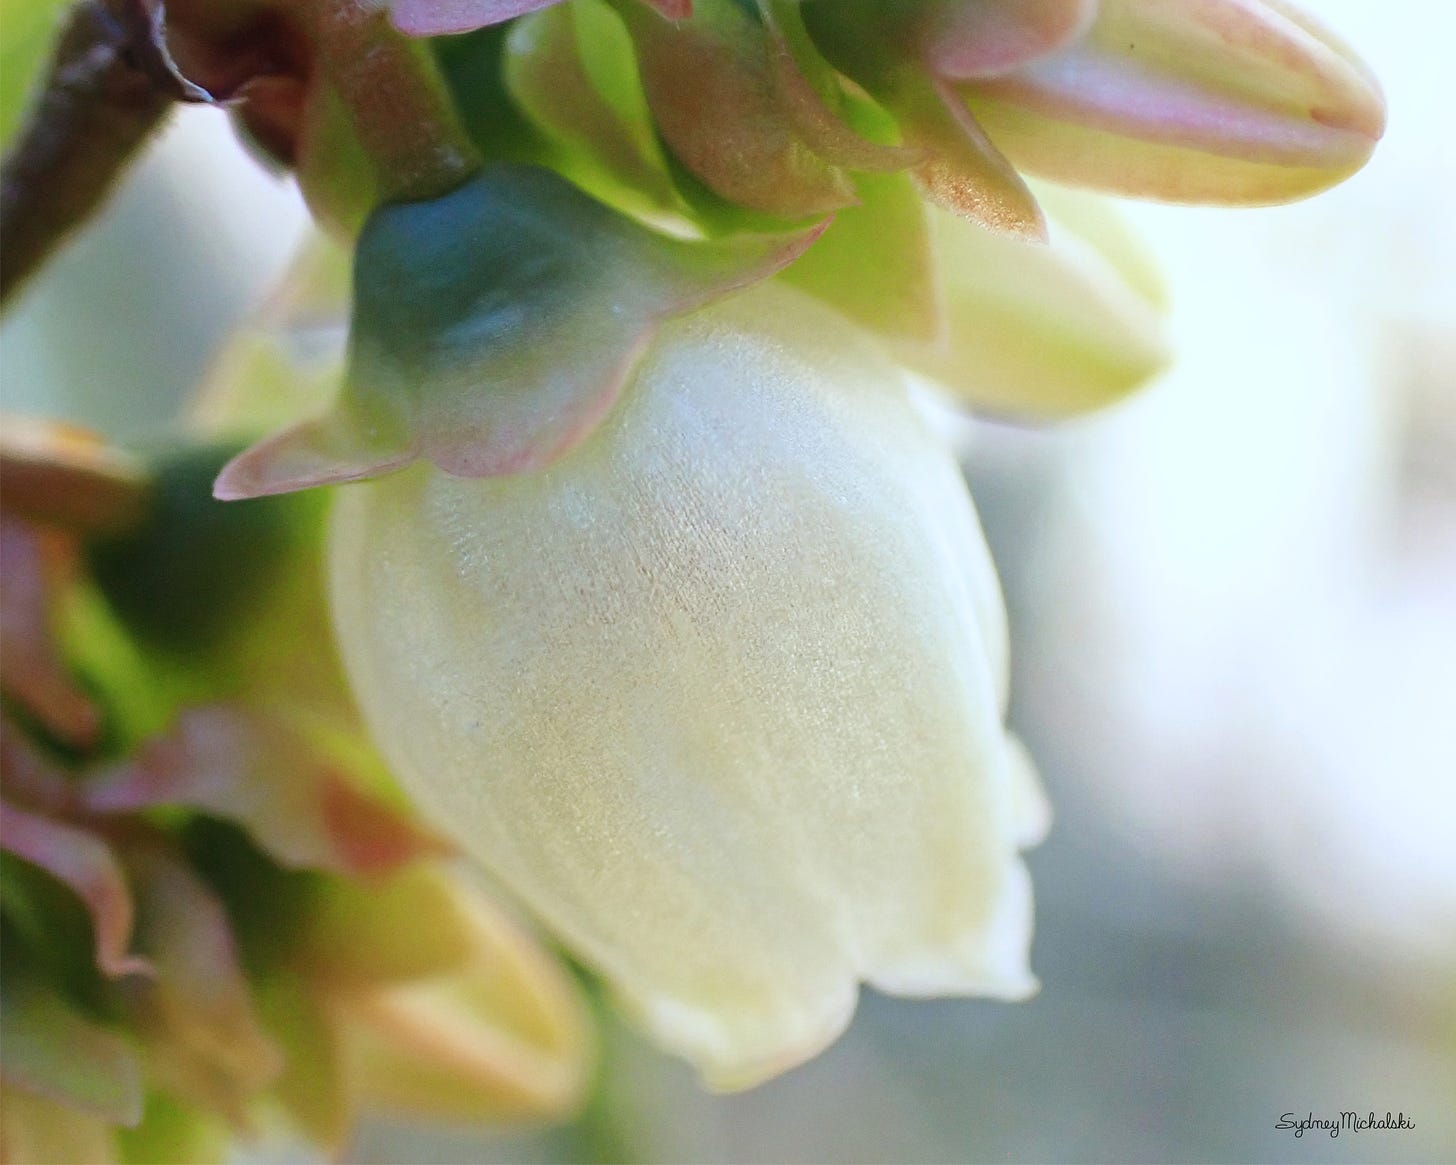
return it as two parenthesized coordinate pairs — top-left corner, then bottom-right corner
(326, 282), (1049, 1089)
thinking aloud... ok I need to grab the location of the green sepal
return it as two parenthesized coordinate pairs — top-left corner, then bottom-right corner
(215, 164), (824, 499)
(504, 0), (690, 224)
(614, 0), (856, 218)
(803, 1), (1047, 237)
(778, 93), (940, 341)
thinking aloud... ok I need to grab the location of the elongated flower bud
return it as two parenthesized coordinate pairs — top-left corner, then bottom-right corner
(328, 283), (1048, 1088)
(955, 0), (1386, 203)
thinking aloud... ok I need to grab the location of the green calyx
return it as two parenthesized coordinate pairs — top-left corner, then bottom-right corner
(214, 164), (821, 499)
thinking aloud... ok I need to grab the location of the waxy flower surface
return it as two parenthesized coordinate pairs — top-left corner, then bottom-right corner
(329, 283), (1049, 1087)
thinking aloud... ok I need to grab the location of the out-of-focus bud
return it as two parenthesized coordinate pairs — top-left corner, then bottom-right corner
(0, 1086), (119, 1165)
(956, 0), (1386, 203)
(328, 283), (1049, 1089)
(0, 421), (591, 1162)
(899, 184), (1170, 416)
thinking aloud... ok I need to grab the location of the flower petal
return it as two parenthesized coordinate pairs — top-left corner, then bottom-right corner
(0, 519), (101, 748)
(330, 283), (1040, 1088)
(215, 165), (825, 499)
(960, 0), (1385, 203)
(0, 717), (78, 812)
(0, 416), (149, 537)
(391, 0), (688, 36)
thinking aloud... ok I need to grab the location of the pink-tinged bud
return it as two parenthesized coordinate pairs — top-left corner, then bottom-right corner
(956, 0), (1385, 204)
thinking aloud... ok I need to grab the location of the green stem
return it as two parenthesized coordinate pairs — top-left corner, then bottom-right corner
(0, 1), (176, 308)
(315, 0), (482, 204)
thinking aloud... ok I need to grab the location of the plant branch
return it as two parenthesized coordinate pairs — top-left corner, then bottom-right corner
(0, 0), (177, 308)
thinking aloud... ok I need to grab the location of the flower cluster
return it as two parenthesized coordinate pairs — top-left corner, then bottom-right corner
(0, 0), (1383, 1143)
(0, 419), (588, 1161)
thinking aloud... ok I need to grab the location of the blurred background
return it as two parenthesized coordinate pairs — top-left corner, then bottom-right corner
(2, 0), (1452, 1161)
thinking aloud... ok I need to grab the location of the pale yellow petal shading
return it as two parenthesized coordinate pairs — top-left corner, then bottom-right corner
(330, 284), (1039, 1088)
